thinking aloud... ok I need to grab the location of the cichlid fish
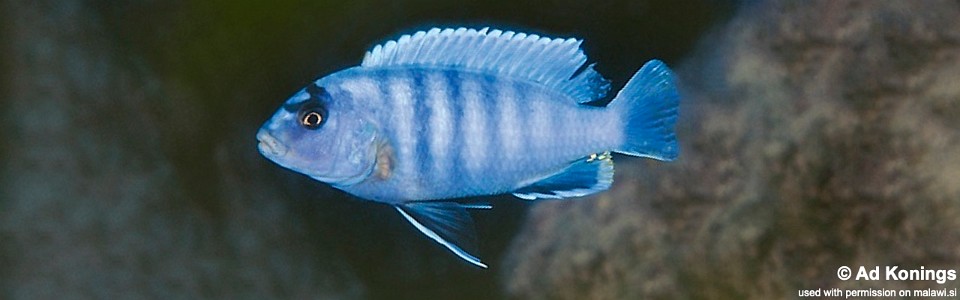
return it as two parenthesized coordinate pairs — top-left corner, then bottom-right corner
(257, 27), (679, 268)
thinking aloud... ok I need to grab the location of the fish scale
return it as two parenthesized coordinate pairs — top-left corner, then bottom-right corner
(495, 77), (522, 159)
(425, 72), (453, 182)
(366, 68), (618, 200)
(256, 27), (680, 268)
(459, 75), (488, 189)
(387, 73), (419, 196)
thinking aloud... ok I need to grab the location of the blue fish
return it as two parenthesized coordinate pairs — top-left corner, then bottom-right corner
(257, 27), (679, 268)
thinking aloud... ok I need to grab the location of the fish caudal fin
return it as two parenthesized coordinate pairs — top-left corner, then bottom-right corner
(608, 59), (680, 161)
(395, 201), (491, 268)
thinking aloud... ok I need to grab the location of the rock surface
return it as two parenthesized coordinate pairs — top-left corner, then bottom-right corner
(502, 1), (960, 298)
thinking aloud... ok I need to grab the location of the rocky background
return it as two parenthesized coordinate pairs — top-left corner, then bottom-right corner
(2, 0), (958, 299)
(504, 1), (960, 299)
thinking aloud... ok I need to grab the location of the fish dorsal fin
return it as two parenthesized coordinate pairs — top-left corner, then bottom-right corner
(513, 152), (614, 200)
(362, 27), (611, 103)
(395, 201), (491, 268)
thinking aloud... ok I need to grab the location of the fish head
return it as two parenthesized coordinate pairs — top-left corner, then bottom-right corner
(257, 82), (378, 186)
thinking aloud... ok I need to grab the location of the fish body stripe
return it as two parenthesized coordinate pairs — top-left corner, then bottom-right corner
(443, 72), (466, 190)
(410, 71), (431, 186)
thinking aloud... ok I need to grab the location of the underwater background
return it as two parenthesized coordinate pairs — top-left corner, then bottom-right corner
(3, 0), (959, 299)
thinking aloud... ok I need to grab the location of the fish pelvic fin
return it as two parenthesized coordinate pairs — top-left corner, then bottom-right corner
(608, 59), (680, 161)
(512, 152), (614, 200)
(395, 201), (490, 268)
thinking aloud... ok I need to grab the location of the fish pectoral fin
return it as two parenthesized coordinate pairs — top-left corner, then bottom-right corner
(512, 152), (615, 200)
(395, 201), (488, 268)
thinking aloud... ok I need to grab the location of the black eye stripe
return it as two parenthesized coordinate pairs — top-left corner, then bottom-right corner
(283, 100), (303, 113)
(305, 83), (325, 99)
(283, 83), (328, 113)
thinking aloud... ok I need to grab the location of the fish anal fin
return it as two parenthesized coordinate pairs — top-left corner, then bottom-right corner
(395, 201), (488, 268)
(512, 152), (614, 200)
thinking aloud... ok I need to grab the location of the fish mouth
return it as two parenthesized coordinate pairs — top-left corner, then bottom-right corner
(256, 130), (288, 157)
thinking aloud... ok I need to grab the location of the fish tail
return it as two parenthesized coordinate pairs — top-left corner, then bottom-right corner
(608, 59), (679, 161)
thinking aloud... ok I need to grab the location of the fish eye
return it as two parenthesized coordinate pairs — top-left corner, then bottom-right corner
(299, 107), (326, 129)
(285, 84), (329, 130)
